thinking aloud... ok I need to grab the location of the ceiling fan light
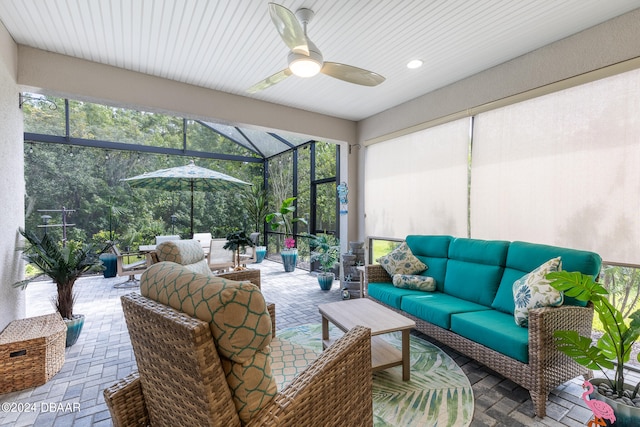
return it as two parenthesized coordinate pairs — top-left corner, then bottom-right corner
(289, 57), (322, 77)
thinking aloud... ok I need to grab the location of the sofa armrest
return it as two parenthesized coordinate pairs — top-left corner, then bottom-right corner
(103, 371), (150, 427)
(364, 264), (391, 284)
(247, 325), (373, 427)
(528, 303), (594, 365)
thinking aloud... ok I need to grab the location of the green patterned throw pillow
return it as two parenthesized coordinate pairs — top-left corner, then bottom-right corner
(392, 274), (436, 291)
(513, 257), (563, 327)
(377, 242), (428, 276)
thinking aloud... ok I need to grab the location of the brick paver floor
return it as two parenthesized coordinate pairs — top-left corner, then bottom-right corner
(1, 259), (630, 426)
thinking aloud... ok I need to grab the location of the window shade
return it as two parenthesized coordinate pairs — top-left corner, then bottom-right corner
(471, 68), (640, 263)
(364, 118), (470, 239)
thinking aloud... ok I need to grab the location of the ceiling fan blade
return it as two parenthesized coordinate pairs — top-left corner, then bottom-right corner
(268, 3), (309, 55)
(246, 69), (292, 93)
(321, 62), (385, 87)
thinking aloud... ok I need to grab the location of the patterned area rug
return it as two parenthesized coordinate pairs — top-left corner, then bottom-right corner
(272, 324), (474, 427)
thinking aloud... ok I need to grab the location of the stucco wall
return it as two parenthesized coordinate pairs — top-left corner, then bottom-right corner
(0, 20), (25, 329)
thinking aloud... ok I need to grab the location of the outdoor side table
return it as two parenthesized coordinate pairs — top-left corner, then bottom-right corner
(0, 313), (66, 394)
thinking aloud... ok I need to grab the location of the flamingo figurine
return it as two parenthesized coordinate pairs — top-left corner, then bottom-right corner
(582, 380), (616, 427)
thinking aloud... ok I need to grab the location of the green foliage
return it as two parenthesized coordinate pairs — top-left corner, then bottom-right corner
(14, 228), (111, 319)
(547, 271), (640, 399)
(242, 184), (269, 233)
(308, 233), (340, 274)
(223, 231), (255, 268)
(265, 197), (307, 238)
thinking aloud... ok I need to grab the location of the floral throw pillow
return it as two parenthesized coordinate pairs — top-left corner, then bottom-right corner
(376, 242), (428, 276)
(392, 274), (436, 291)
(513, 257), (563, 327)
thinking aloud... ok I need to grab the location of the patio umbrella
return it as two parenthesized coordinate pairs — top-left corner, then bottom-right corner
(121, 160), (251, 237)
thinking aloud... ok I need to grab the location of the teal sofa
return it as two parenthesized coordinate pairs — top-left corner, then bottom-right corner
(365, 235), (601, 418)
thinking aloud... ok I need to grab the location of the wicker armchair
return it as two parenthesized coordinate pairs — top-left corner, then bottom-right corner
(104, 293), (373, 426)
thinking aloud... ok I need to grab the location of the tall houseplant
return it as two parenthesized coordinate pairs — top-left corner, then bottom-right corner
(223, 231), (255, 270)
(309, 233), (340, 290)
(14, 228), (111, 346)
(265, 197), (307, 272)
(547, 270), (640, 425)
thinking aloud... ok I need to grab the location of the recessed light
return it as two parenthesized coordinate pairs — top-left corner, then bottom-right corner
(407, 59), (423, 69)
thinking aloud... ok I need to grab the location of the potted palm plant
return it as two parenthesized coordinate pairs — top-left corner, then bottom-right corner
(308, 233), (340, 290)
(14, 228), (111, 346)
(265, 197), (307, 272)
(547, 270), (640, 427)
(223, 231), (255, 270)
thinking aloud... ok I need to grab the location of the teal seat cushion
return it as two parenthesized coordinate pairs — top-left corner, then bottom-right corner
(450, 310), (529, 363)
(406, 235), (452, 291)
(401, 293), (490, 329)
(492, 241), (602, 313)
(367, 282), (427, 309)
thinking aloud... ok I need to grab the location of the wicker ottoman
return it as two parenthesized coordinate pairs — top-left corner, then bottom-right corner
(0, 313), (66, 394)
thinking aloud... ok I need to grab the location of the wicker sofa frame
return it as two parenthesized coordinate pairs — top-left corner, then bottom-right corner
(365, 264), (593, 419)
(104, 292), (373, 426)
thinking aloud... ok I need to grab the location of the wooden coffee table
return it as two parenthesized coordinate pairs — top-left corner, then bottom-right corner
(318, 298), (415, 380)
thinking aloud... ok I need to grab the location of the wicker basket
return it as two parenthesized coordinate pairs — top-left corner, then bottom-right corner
(0, 313), (66, 394)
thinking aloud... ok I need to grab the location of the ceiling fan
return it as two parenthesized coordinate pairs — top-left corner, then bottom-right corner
(247, 2), (385, 93)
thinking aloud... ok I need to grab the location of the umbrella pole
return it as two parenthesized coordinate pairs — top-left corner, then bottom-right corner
(190, 180), (194, 238)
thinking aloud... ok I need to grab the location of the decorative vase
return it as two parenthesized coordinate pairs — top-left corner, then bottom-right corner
(65, 314), (85, 347)
(281, 249), (298, 272)
(100, 253), (117, 278)
(317, 273), (334, 290)
(589, 378), (640, 427)
(255, 246), (266, 263)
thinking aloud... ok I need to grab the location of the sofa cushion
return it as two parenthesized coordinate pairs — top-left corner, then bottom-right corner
(444, 238), (509, 306)
(376, 241), (428, 276)
(497, 241), (601, 308)
(156, 239), (206, 265)
(490, 268), (525, 314)
(392, 274), (436, 291)
(513, 257), (563, 327)
(140, 262), (276, 423)
(401, 293), (491, 329)
(450, 310), (529, 363)
(406, 235), (452, 290)
(367, 282), (428, 309)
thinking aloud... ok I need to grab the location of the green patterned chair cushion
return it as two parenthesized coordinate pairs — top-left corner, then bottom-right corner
(392, 274), (436, 291)
(156, 239), (206, 266)
(513, 257), (564, 327)
(377, 241), (428, 276)
(140, 261), (276, 423)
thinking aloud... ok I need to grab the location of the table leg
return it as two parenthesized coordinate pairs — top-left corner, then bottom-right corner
(322, 316), (329, 350)
(402, 329), (410, 381)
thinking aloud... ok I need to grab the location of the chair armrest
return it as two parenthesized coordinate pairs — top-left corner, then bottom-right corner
(267, 302), (276, 338)
(103, 371), (149, 427)
(364, 264), (391, 284)
(247, 325), (373, 426)
(528, 303), (594, 365)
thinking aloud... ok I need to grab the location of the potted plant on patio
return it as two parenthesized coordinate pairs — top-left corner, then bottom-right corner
(547, 270), (640, 427)
(265, 197), (307, 272)
(309, 233), (340, 290)
(223, 231), (255, 271)
(13, 228), (112, 347)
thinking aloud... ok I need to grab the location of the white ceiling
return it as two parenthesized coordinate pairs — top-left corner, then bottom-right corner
(0, 0), (638, 122)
